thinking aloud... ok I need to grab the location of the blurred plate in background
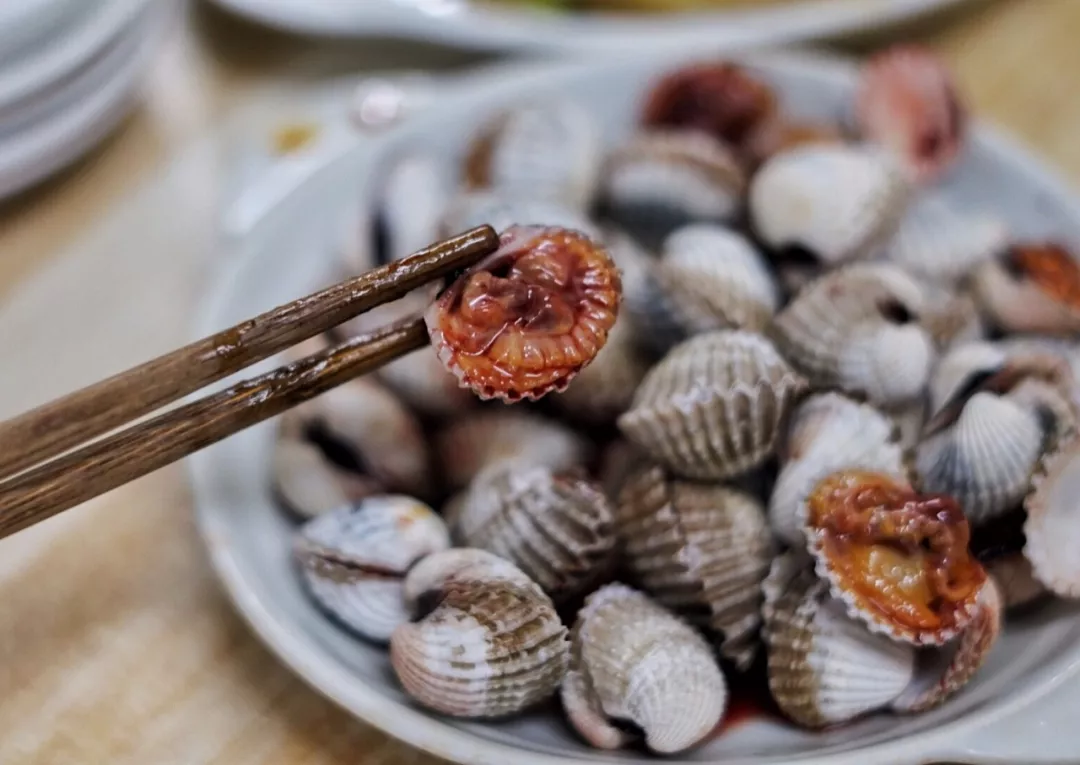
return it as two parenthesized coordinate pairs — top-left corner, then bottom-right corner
(206, 0), (978, 53)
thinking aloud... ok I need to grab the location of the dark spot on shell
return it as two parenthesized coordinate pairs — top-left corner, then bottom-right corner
(878, 297), (915, 325)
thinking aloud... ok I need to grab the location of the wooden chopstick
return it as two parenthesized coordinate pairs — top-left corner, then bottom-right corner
(0, 226), (499, 541)
(0, 225), (497, 479)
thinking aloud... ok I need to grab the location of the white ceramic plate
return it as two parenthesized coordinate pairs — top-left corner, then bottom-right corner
(191, 50), (1080, 765)
(208, 0), (976, 53)
(0, 0), (175, 200)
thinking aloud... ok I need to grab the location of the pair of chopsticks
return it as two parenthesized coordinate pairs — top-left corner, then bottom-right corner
(0, 225), (500, 542)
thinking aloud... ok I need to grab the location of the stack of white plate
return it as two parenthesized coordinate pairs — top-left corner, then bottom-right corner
(0, 0), (174, 200)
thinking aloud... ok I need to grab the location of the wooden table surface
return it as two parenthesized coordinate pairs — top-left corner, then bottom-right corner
(0, 1), (1077, 763)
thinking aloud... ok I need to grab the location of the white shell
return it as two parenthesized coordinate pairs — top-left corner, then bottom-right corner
(750, 144), (910, 265)
(881, 193), (1007, 282)
(465, 100), (602, 210)
(762, 556), (916, 729)
(603, 130), (745, 222)
(271, 429), (376, 519)
(294, 496), (451, 643)
(562, 584), (728, 754)
(618, 330), (806, 481)
(454, 459), (618, 602)
(770, 393), (905, 547)
(1024, 438), (1080, 598)
(770, 263), (935, 406)
(378, 151), (454, 262)
(436, 411), (592, 490)
(616, 463), (774, 669)
(928, 341), (1008, 415)
(438, 189), (600, 239)
(916, 392), (1045, 525)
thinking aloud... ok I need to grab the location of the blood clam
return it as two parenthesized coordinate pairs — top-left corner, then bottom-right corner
(973, 242), (1080, 336)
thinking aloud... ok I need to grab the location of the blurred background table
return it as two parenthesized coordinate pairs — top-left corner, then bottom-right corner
(0, 1), (1077, 763)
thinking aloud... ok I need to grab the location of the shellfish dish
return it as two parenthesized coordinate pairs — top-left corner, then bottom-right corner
(265, 45), (1080, 756)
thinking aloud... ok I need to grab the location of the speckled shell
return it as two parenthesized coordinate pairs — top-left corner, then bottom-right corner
(562, 584), (728, 754)
(616, 462), (773, 669)
(648, 224), (779, 341)
(618, 330), (807, 481)
(453, 458), (618, 603)
(891, 579), (1002, 714)
(985, 552), (1050, 610)
(881, 194), (1006, 283)
(762, 554), (916, 729)
(916, 391), (1045, 525)
(973, 252), (1080, 335)
(770, 264), (935, 406)
(464, 100), (602, 210)
(377, 151), (454, 263)
(750, 144), (910, 266)
(602, 130), (746, 223)
(553, 315), (651, 423)
(770, 393), (905, 547)
(1024, 438), (1080, 598)
(271, 425), (378, 519)
(390, 562), (570, 719)
(438, 189), (601, 240)
(436, 411), (592, 491)
(294, 496), (451, 643)
(280, 375), (433, 501)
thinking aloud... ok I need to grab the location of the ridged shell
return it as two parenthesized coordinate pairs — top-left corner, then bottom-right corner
(647, 224), (779, 342)
(856, 45), (967, 182)
(597, 439), (646, 505)
(377, 151), (453, 263)
(390, 571), (570, 718)
(403, 548), (543, 613)
(770, 264), (935, 405)
(927, 341), (1008, 415)
(553, 315), (651, 423)
(436, 411), (592, 490)
(562, 584), (728, 754)
(463, 101), (602, 211)
(972, 244), (1080, 335)
(770, 393), (905, 547)
(438, 189), (601, 240)
(454, 458), (618, 603)
(271, 427), (378, 519)
(762, 555), (916, 729)
(602, 130), (746, 223)
(1024, 438), (1080, 598)
(294, 496), (451, 643)
(281, 376), (433, 501)
(985, 551), (1050, 610)
(750, 144), (910, 265)
(616, 462), (773, 669)
(892, 579), (1002, 713)
(916, 392), (1045, 525)
(881, 194), (1006, 283)
(618, 330), (806, 481)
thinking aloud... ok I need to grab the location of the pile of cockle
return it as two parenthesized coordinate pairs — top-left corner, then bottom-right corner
(271, 45), (1080, 755)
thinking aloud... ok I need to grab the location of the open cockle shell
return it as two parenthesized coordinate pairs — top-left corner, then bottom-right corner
(749, 143), (910, 266)
(391, 567), (570, 719)
(1024, 438), (1080, 598)
(973, 243), (1080, 335)
(562, 584), (728, 754)
(618, 330), (807, 481)
(463, 100), (602, 210)
(294, 497), (451, 643)
(454, 458), (618, 603)
(855, 45), (967, 183)
(802, 470), (987, 646)
(762, 554), (916, 729)
(436, 410), (592, 490)
(770, 263), (935, 405)
(602, 129), (746, 224)
(425, 225), (622, 402)
(280, 376), (433, 502)
(892, 579), (1003, 714)
(616, 462), (774, 669)
(769, 393), (905, 547)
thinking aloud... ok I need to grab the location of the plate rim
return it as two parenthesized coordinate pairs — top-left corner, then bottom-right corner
(189, 48), (1080, 765)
